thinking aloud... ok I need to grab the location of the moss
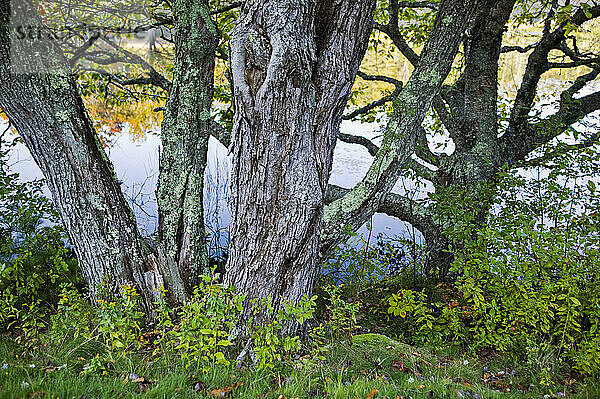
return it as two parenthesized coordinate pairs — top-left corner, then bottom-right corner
(352, 333), (402, 348)
(198, 109), (211, 121)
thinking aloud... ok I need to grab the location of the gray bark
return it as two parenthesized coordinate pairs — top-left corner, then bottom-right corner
(0, 0), (161, 313)
(225, 0), (376, 331)
(321, 0), (480, 256)
(359, 1), (600, 278)
(156, 0), (218, 303)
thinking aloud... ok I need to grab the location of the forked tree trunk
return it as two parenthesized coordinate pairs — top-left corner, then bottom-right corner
(225, 0), (375, 331)
(321, 0), (480, 256)
(156, 0), (218, 303)
(0, 0), (161, 313)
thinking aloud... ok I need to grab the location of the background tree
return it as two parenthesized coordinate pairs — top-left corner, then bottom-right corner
(0, 0), (218, 309)
(326, 0), (600, 278)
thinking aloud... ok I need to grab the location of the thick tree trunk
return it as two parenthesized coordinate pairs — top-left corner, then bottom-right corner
(225, 0), (375, 331)
(156, 0), (217, 303)
(424, 0), (515, 277)
(0, 0), (161, 313)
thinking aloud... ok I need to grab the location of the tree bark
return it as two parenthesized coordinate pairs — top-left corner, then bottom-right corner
(156, 0), (218, 303)
(0, 0), (162, 313)
(225, 0), (375, 332)
(321, 0), (480, 256)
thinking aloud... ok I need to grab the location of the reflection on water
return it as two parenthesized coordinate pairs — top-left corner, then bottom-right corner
(4, 76), (600, 258)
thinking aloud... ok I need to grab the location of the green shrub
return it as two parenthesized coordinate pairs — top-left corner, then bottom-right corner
(175, 273), (244, 370)
(384, 155), (600, 375)
(0, 137), (81, 333)
(97, 283), (144, 357)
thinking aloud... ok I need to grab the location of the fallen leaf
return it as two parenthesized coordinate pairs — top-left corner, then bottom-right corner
(44, 366), (56, 374)
(208, 382), (244, 397)
(411, 351), (423, 357)
(366, 388), (378, 399)
(136, 381), (152, 394)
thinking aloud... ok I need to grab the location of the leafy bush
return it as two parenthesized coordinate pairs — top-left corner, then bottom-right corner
(175, 273), (245, 370)
(384, 154), (600, 375)
(97, 283), (145, 357)
(0, 137), (81, 333)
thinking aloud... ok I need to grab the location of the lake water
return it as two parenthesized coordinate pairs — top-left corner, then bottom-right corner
(4, 79), (600, 256)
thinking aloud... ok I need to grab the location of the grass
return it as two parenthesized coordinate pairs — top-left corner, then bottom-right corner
(1, 333), (599, 399)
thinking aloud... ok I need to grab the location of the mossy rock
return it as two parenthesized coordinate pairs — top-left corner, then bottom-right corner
(352, 333), (404, 348)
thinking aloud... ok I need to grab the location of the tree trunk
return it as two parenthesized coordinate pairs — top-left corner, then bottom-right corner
(321, 0), (480, 256)
(0, 0), (161, 313)
(225, 0), (375, 332)
(156, 0), (218, 303)
(424, 0), (515, 277)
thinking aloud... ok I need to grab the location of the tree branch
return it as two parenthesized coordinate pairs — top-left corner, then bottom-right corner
(507, 4), (600, 134)
(343, 89), (401, 120)
(94, 36), (172, 91)
(337, 132), (380, 156)
(520, 130), (600, 168)
(500, 43), (537, 53)
(325, 184), (436, 235)
(211, 1), (243, 15)
(503, 66), (600, 163)
(397, 1), (439, 10)
(415, 124), (440, 166)
(356, 70), (403, 86)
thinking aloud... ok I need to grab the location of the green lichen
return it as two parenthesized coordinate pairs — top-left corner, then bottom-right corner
(198, 109), (211, 121)
(54, 109), (70, 124)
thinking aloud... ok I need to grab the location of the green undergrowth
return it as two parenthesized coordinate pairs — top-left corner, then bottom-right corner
(1, 332), (599, 398)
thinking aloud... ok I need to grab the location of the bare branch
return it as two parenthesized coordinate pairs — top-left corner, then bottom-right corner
(507, 4), (600, 132)
(500, 43), (537, 53)
(503, 67), (600, 163)
(415, 124), (440, 166)
(211, 2), (243, 15)
(374, 22), (420, 65)
(91, 36), (172, 91)
(521, 131), (600, 168)
(397, 1), (439, 10)
(343, 88), (401, 120)
(337, 132), (380, 156)
(325, 184), (436, 234)
(356, 70), (402, 87)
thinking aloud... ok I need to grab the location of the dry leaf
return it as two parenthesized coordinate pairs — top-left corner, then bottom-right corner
(208, 382), (244, 397)
(366, 388), (379, 399)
